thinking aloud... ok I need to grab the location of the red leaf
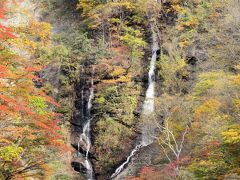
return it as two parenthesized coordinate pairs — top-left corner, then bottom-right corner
(25, 66), (42, 72)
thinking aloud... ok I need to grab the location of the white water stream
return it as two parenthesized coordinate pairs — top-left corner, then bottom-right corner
(78, 68), (95, 180)
(111, 30), (159, 179)
(141, 30), (159, 146)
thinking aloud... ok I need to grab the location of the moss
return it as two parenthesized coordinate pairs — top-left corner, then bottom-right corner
(59, 75), (70, 86)
(95, 96), (106, 104)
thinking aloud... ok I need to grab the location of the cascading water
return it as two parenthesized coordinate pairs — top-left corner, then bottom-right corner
(77, 67), (95, 180)
(142, 47), (158, 114)
(110, 144), (143, 178)
(111, 29), (159, 179)
(141, 30), (159, 146)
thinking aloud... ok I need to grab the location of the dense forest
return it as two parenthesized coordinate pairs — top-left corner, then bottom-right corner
(0, 0), (239, 179)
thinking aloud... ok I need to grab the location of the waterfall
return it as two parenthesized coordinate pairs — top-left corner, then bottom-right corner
(140, 50), (157, 146)
(110, 144), (143, 178)
(141, 30), (159, 146)
(77, 67), (95, 180)
(111, 30), (159, 179)
(85, 159), (93, 180)
(142, 51), (157, 114)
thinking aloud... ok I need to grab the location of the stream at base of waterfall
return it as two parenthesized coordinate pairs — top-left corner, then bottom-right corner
(111, 29), (159, 179)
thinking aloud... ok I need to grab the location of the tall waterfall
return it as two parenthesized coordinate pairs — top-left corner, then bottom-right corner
(141, 30), (159, 146)
(111, 30), (159, 179)
(78, 67), (95, 180)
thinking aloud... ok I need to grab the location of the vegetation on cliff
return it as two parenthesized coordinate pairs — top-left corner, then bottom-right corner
(0, 0), (239, 179)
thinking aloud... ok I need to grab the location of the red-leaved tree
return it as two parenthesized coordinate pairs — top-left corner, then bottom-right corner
(0, 1), (67, 179)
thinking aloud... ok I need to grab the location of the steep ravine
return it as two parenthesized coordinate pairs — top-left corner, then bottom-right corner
(37, 1), (163, 179)
(70, 23), (160, 180)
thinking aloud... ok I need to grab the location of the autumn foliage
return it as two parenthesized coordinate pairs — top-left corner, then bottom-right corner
(0, 1), (66, 179)
(0, 0), (16, 39)
(127, 166), (162, 180)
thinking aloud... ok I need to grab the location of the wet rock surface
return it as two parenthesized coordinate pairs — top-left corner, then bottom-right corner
(71, 65), (95, 179)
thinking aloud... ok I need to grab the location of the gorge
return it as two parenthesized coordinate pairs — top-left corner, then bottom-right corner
(1, 0), (240, 180)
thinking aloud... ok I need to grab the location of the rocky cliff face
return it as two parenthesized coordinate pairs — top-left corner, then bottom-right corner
(71, 65), (95, 176)
(38, 0), (240, 179)
(70, 52), (148, 179)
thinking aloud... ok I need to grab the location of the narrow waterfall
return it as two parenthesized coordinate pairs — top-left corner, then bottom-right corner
(110, 144), (143, 178)
(77, 67), (95, 180)
(142, 46), (158, 114)
(141, 29), (159, 146)
(111, 29), (159, 179)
